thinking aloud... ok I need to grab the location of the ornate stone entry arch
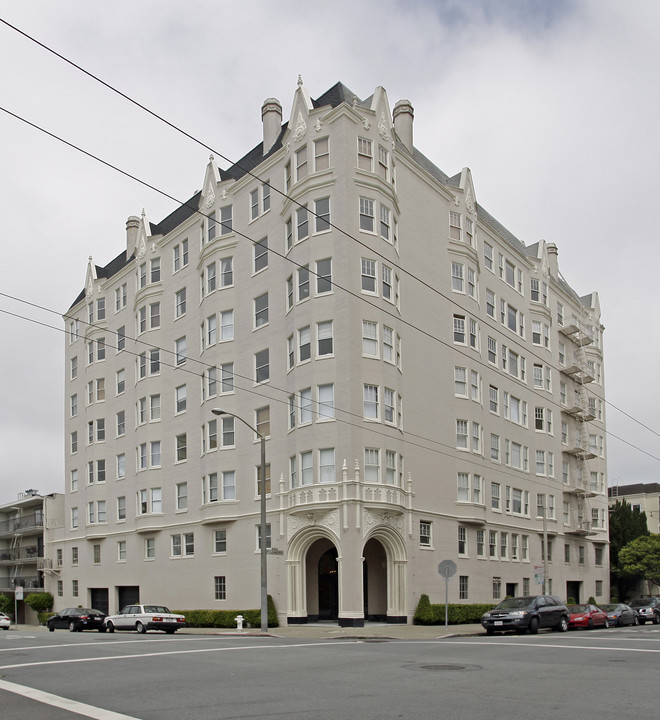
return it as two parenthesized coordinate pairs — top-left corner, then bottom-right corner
(362, 525), (408, 623)
(286, 527), (339, 624)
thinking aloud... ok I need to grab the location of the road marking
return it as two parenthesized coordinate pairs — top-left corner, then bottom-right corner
(0, 679), (140, 719)
(436, 640), (660, 653)
(0, 641), (353, 670)
(0, 636), (219, 653)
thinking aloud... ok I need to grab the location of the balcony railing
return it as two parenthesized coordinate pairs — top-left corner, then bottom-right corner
(0, 575), (43, 591)
(0, 546), (42, 562)
(0, 514), (44, 536)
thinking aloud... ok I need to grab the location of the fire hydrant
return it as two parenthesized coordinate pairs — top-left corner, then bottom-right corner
(235, 615), (244, 631)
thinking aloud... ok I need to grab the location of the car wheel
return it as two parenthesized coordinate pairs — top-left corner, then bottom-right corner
(48, 625), (54, 632)
(653, 615), (659, 625)
(529, 617), (539, 635)
(136, 622), (146, 634)
(587, 618), (593, 630)
(69, 622), (78, 633)
(106, 622), (115, 633)
(633, 616), (639, 626)
(165, 629), (176, 634)
(639, 619), (646, 624)
(556, 616), (568, 633)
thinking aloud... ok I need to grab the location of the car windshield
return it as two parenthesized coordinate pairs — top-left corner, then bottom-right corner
(629, 599), (652, 608)
(568, 604), (589, 613)
(143, 606), (171, 614)
(494, 597), (535, 610)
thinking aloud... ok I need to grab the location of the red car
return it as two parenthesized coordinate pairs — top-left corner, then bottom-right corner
(567, 604), (608, 629)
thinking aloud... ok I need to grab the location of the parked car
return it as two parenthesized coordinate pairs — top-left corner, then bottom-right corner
(481, 595), (569, 635)
(567, 604), (608, 629)
(105, 605), (186, 634)
(628, 597), (660, 624)
(0, 612), (10, 630)
(600, 603), (637, 627)
(47, 608), (107, 632)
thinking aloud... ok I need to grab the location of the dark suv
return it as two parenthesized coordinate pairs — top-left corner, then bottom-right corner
(629, 597), (660, 624)
(481, 595), (570, 635)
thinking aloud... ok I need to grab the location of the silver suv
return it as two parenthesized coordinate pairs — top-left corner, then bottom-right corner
(629, 597), (660, 624)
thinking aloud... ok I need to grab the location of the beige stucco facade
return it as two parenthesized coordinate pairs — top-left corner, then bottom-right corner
(53, 81), (609, 626)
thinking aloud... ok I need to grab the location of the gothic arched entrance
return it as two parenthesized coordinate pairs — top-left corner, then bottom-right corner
(318, 547), (339, 620)
(363, 537), (387, 621)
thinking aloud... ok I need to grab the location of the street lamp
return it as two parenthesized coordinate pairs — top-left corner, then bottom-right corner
(212, 408), (268, 633)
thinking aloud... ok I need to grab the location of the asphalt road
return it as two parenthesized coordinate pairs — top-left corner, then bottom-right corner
(1, 625), (657, 720)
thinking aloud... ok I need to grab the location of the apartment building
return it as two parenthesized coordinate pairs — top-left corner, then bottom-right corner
(55, 80), (609, 625)
(0, 491), (64, 622)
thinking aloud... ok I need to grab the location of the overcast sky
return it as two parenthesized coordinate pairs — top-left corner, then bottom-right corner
(0, 0), (658, 504)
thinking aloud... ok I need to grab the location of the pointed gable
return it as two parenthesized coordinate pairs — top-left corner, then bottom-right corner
(368, 86), (394, 144)
(199, 155), (221, 211)
(84, 257), (98, 300)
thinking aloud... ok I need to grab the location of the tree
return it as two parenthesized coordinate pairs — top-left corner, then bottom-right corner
(23, 592), (54, 614)
(609, 500), (649, 599)
(0, 594), (12, 616)
(618, 534), (660, 595)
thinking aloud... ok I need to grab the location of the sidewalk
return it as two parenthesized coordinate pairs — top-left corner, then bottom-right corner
(11, 622), (485, 640)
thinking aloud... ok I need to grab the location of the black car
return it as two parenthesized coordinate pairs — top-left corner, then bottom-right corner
(47, 607), (107, 632)
(481, 595), (569, 635)
(628, 597), (660, 624)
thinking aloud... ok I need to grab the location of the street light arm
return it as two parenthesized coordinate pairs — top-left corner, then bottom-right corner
(211, 408), (264, 441)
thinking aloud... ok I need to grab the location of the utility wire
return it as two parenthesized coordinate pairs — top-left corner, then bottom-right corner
(1, 18), (656, 444)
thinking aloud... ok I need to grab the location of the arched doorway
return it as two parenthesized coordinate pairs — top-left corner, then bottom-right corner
(363, 538), (387, 621)
(318, 547), (339, 620)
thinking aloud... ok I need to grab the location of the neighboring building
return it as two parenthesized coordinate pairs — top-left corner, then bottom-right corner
(0, 490), (64, 623)
(56, 80), (609, 625)
(609, 483), (660, 534)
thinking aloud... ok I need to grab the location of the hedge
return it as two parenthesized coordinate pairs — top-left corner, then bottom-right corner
(173, 594), (279, 629)
(414, 594), (495, 625)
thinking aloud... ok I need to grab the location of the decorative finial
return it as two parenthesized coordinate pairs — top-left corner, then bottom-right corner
(141, 208), (146, 218)
(297, 74), (303, 87)
(209, 154), (214, 162)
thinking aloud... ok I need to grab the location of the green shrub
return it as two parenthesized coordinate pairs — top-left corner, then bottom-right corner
(174, 595), (279, 629)
(414, 595), (495, 625)
(0, 594), (12, 616)
(38, 612), (56, 626)
(567, 597), (577, 605)
(587, 596), (596, 605)
(24, 592), (54, 613)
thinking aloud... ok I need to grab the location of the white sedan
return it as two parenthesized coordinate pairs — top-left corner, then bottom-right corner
(0, 612), (10, 630)
(104, 604), (186, 634)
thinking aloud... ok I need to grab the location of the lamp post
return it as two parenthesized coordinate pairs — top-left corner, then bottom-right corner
(212, 408), (268, 633)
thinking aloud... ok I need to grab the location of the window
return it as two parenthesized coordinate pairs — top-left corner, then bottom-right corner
(458, 526), (467, 555)
(359, 197), (375, 232)
(117, 326), (126, 352)
(254, 293), (269, 327)
(493, 577), (502, 600)
(380, 205), (391, 240)
(256, 406), (270, 438)
(318, 384), (335, 420)
(257, 524), (272, 551)
(451, 262), (464, 292)
(299, 388), (312, 424)
(175, 288), (186, 317)
(456, 420), (468, 449)
(214, 576), (227, 601)
(491, 482), (501, 510)
(72, 546), (79, 564)
(117, 541), (126, 562)
(316, 258), (332, 294)
(117, 496), (126, 520)
(297, 265), (310, 301)
(219, 205), (232, 235)
(361, 258), (376, 292)
(457, 473), (470, 501)
(296, 206), (309, 242)
(363, 321), (379, 357)
(176, 433), (187, 462)
(116, 453), (126, 479)
(489, 532), (497, 558)
(477, 530), (485, 557)
(420, 521), (432, 548)
(221, 362), (234, 393)
(254, 237), (268, 272)
(220, 257), (233, 286)
(315, 197), (330, 232)
(363, 384), (379, 419)
(300, 451), (313, 485)
(314, 137), (329, 171)
(317, 321), (333, 356)
(214, 529), (227, 554)
(364, 448), (380, 482)
(175, 337), (187, 366)
(173, 239), (189, 272)
(449, 212), (461, 241)
(453, 315), (465, 344)
(295, 145), (307, 181)
(358, 137), (373, 170)
(72, 580), (79, 597)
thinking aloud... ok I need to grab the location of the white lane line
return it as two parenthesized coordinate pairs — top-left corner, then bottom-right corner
(0, 640), (353, 670)
(435, 640), (660, 653)
(0, 636), (219, 652)
(0, 679), (140, 720)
